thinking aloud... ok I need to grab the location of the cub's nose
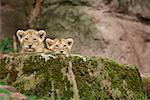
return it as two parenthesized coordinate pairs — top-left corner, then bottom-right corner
(29, 45), (32, 48)
(60, 51), (63, 53)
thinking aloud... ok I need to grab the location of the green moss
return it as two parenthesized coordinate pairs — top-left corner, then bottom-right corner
(71, 57), (98, 99)
(22, 56), (46, 75)
(15, 55), (73, 99)
(101, 58), (145, 99)
(142, 77), (150, 99)
(0, 54), (146, 99)
(0, 58), (9, 79)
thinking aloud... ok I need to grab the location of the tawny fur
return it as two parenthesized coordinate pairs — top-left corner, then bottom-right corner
(16, 29), (46, 53)
(46, 38), (74, 56)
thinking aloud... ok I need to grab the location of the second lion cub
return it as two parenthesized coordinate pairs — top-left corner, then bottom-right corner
(46, 38), (74, 56)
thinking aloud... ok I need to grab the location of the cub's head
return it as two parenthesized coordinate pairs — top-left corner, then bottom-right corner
(46, 38), (74, 55)
(16, 29), (46, 52)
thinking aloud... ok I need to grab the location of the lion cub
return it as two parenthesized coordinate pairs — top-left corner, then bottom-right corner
(16, 29), (46, 53)
(46, 38), (74, 56)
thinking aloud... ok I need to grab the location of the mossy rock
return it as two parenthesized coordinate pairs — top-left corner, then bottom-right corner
(0, 53), (146, 99)
(142, 76), (150, 99)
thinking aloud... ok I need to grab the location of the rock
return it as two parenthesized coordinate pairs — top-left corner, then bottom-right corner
(0, 53), (146, 99)
(0, 0), (150, 73)
(142, 76), (150, 99)
(24, 0), (150, 73)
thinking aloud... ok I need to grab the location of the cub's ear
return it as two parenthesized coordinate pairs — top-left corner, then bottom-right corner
(38, 30), (46, 41)
(46, 38), (54, 48)
(66, 38), (74, 47)
(16, 30), (25, 41)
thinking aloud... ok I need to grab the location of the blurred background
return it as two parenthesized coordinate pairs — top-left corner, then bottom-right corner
(0, 0), (150, 74)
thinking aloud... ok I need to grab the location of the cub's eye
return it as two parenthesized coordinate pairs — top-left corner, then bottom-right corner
(55, 45), (59, 47)
(64, 45), (67, 47)
(33, 38), (36, 40)
(25, 38), (28, 40)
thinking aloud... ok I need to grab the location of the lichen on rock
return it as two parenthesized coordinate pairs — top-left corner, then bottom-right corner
(142, 76), (150, 99)
(0, 53), (146, 99)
